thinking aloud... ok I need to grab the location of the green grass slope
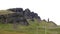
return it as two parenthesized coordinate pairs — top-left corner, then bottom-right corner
(0, 10), (60, 34)
(0, 19), (60, 34)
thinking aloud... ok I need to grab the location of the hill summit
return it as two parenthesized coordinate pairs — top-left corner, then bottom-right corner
(0, 8), (41, 25)
(0, 8), (57, 27)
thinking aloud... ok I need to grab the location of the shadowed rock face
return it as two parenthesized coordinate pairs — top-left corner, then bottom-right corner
(0, 8), (41, 25)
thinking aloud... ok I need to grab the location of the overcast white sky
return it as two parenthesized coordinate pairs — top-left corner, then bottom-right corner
(0, 0), (60, 25)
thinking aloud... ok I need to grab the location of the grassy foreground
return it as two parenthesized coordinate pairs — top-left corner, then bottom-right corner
(0, 20), (60, 34)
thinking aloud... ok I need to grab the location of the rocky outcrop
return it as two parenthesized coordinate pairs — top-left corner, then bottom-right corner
(0, 8), (41, 25)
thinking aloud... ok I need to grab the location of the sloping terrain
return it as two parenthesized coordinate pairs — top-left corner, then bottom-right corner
(39, 20), (57, 28)
(0, 8), (60, 34)
(0, 10), (14, 15)
(0, 19), (59, 34)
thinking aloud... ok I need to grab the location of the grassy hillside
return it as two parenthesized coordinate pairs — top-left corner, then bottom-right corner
(0, 19), (60, 34)
(0, 10), (60, 34)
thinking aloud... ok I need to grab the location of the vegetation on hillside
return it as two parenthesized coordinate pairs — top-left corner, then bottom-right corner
(0, 8), (60, 34)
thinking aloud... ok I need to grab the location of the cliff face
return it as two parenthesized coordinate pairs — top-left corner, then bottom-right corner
(0, 8), (41, 25)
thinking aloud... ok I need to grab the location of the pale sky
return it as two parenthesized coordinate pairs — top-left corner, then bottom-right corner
(0, 0), (60, 25)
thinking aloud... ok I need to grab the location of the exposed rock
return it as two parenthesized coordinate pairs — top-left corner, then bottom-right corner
(0, 8), (41, 25)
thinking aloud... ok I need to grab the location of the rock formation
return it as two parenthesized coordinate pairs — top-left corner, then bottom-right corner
(0, 8), (41, 25)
